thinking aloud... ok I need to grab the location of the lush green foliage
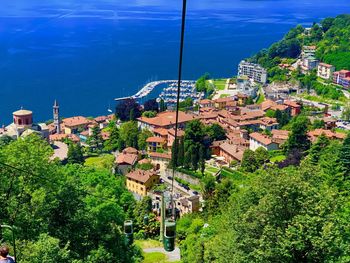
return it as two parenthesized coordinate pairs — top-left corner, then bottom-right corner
(178, 135), (350, 262)
(0, 135), (142, 262)
(196, 73), (214, 95)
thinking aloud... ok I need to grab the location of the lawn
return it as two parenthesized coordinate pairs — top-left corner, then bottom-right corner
(143, 252), (168, 263)
(206, 166), (220, 174)
(84, 154), (115, 170)
(135, 239), (162, 249)
(220, 168), (246, 183)
(300, 93), (346, 106)
(213, 79), (227, 90)
(270, 155), (286, 163)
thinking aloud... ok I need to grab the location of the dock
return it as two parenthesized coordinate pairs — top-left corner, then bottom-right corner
(114, 80), (192, 101)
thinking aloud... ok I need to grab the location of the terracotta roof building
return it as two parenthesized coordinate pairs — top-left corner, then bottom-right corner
(126, 169), (160, 197)
(62, 116), (91, 134)
(249, 132), (279, 151)
(123, 147), (138, 155)
(137, 111), (195, 130)
(308, 129), (346, 142)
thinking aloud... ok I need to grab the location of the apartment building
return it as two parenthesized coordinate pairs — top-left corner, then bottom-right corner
(238, 61), (267, 84)
(317, 63), (335, 79)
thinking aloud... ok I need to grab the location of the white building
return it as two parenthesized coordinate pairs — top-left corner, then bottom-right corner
(238, 61), (267, 84)
(317, 63), (335, 80)
(249, 132), (279, 151)
(236, 76), (259, 98)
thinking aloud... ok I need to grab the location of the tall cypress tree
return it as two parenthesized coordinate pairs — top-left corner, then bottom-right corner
(339, 133), (350, 176)
(199, 145), (206, 175)
(178, 138), (185, 167)
(171, 138), (179, 168)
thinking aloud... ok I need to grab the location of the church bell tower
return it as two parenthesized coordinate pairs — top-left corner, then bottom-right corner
(53, 100), (61, 134)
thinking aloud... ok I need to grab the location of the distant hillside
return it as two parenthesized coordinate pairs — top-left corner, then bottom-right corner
(250, 14), (350, 73)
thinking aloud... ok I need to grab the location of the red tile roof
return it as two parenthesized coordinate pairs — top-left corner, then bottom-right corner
(146, 136), (166, 143)
(126, 169), (159, 184)
(116, 153), (138, 165)
(219, 142), (245, 161)
(149, 152), (172, 160)
(250, 132), (274, 146)
(308, 129), (346, 141)
(153, 128), (169, 136)
(319, 63), (333, 68)
(123, 147), (138, 155)
(137, 111), (195, 127)
(63, 116), (91, 128)
(167, 128), (185, 137)
(284, 100), (300, 108)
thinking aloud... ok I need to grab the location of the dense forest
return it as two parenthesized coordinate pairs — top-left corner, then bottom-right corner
(0, 135), (145, 262)
(250, 14), (350, 75)
(177, 129), (350, 262)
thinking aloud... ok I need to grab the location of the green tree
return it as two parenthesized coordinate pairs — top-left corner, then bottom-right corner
(171, 138), (179, 168)
(178, 138), (185, 167)
(241, 149), (258, 172)
(312, 119), (325, 129)
(255, 147), (269, 167)
(339, 132), (350, 176)
(199, 145), (206, 176)
(138, 129), (153, 151)
(87, 126), (103, 153)
(309, 133), (330, 164)
(119, 121), (139, 149)
(67, 143), (84, 164)
(201, 175), (216, 201)
(0, 135), (13, 148)
(205, 124), (226, 142)
(19, 234), (71, 263)
(0, 134), (141, 262)
(285, 115), (311, 155)
(115, 98), (141, 122)
(142, 111), (157, 118)
(159, 99), (166, 112)
(104, 125), (119, 152)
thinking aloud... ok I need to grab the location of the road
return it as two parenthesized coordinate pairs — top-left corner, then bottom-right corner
(160, 173), (192, 196)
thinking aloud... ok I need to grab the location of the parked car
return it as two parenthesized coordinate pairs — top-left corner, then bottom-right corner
(183, 185), (190, 190)
(167, 176), (173, 180)
(192, 191), (199, 195)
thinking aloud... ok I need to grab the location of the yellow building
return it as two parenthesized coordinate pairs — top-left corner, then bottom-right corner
(146, 136), (166, 152)
(62, 116), (91, 134)
(126, 169), (160, 197)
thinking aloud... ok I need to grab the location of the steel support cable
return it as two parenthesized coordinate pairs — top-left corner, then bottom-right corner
(171, 0), (188, 219)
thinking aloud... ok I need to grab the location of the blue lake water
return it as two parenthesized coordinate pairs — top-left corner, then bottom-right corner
(0, 0), (349, 124)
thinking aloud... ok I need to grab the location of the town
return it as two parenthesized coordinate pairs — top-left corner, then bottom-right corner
(0, 14), (350, 263)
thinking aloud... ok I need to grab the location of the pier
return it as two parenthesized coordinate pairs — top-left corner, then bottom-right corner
(114, 80), (194, 101)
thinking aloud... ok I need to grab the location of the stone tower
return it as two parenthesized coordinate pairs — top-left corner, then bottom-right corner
(53, 100), (61, 134)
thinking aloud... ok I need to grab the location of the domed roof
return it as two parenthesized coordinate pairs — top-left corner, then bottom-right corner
(13, 109), (33, 116)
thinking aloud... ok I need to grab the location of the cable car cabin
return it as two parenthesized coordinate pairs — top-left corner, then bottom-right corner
(124, 220), (133, 246)
(143, 215), (149, 225)
(163, 220), (176, 252)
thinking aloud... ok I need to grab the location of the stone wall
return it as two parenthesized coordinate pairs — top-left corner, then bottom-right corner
(164, 169), (200, 185)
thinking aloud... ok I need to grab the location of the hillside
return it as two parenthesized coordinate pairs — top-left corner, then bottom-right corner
(250, 14), (350, 75)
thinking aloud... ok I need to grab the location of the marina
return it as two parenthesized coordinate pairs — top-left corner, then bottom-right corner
(114, 80), (178, 101)
(114, 80), (202, 103)
(159, 81), (203, 105)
